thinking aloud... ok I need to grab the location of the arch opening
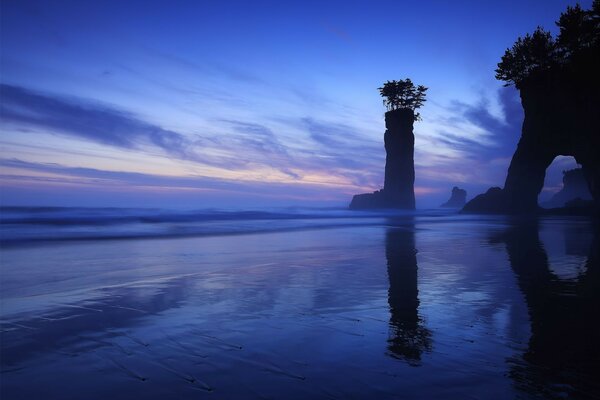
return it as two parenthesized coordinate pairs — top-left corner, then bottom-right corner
(539, 156), (592, 209)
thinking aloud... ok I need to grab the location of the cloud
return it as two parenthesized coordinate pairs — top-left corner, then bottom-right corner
(148, 50), (264, 85)
(0, 83), (195, 157)
(216, 120), (300, 179)
(0, 84), (304, 175)
(0, 83), (531, 206)
(454, 86), (522, 154)
(0, 158), (354, 202)
(302, 118), (382, 164)
(418, 87), (523, 186)
(0, 84), (383, 187)
(286, 117), (385, 188)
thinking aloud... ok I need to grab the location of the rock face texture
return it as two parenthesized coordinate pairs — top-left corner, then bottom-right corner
(350, 108), (415, 209)
(440, 186), (467, 208)
(541, 168), (593, 208)
(463, 71), (600, 214)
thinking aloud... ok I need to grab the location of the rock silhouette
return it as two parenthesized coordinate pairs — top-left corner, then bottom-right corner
(383, 108), (416, 209)
(350, 79), (426, 210)
(463, 3), (600, 215)
(541, 168), (593, 209)
(463, 72), (600, 214)
(350, 108), (416, 209)
(440, 186), (466, 208)
(462, 187), (506, 214)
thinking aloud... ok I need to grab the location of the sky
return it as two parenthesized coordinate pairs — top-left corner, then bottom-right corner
(0, 0), (590, 209)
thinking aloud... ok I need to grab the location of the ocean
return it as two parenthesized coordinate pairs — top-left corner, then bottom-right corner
(1, 207), (598, 399)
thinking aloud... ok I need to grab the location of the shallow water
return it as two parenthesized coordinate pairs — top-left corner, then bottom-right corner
(1, 209), (599, 399)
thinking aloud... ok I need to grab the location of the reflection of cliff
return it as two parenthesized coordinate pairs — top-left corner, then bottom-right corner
(498, 221), (600, 398)
(385, 220), (430, 363)
(541, 168), (593, 209)
(350, 109), (415, 209)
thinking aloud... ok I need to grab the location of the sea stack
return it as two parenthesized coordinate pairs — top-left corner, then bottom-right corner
(350, 78), (426, 210)
(349, 109), (415, 209)
(440, 186), (467, 208)
(383, 108), (416, 209)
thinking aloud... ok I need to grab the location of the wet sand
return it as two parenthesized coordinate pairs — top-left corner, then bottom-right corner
(1, 214), (599, 399)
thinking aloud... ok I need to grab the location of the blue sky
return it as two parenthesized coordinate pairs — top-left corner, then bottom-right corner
(0, 0), (589, 208)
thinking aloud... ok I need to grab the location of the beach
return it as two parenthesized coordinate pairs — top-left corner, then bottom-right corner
(1, 208), (599, 399)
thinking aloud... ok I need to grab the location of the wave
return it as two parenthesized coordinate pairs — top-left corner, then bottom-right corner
(1, 206), (442, 226)
(0, 206), (461, 246)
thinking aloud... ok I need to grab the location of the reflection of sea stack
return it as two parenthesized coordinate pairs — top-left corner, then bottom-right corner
(350, 79), (426, 210)
(440, 186), (467, 208)
(385, 220), (431, 362)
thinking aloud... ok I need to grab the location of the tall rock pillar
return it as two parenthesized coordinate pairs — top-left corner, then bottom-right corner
(383, 108), (416, 209)
(349, 107), (417, 210)
(349, 77), (427, 211)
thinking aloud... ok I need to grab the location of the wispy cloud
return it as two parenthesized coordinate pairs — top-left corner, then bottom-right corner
(0, 158), (355, 202)
(416, 87), (523, 185)
(0, 84), (298, 175)
(1, 83), (194, 156)
(449, 87), (522, 154)
(146, 50), (264, 85)
(0, 83), (389, 189)
(0, 83), (533, 205)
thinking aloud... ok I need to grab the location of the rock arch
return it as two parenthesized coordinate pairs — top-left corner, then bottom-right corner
(463, 72), (600, 214)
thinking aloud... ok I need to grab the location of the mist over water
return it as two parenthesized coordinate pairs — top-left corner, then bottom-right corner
(1, 209), (598, 399)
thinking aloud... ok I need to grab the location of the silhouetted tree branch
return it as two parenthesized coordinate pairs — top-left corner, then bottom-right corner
(378, 79), (428, 120)
(496, 1), (600, 88)
(495, 27), (558, 87)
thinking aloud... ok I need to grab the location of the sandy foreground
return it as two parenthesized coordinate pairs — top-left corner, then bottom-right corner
(1, 214), (599, 399)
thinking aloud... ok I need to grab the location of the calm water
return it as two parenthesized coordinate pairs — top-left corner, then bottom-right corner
(1, 208), (599, 399)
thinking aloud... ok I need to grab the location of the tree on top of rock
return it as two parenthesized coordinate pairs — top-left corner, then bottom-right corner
(495, 27), (558, 88)
(496, 1), (600, 88)
(378, 79), (428, 119)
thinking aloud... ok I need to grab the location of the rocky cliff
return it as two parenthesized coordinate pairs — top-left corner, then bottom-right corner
(463, 70), (600, 214)
(463, 4), (600, 215)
